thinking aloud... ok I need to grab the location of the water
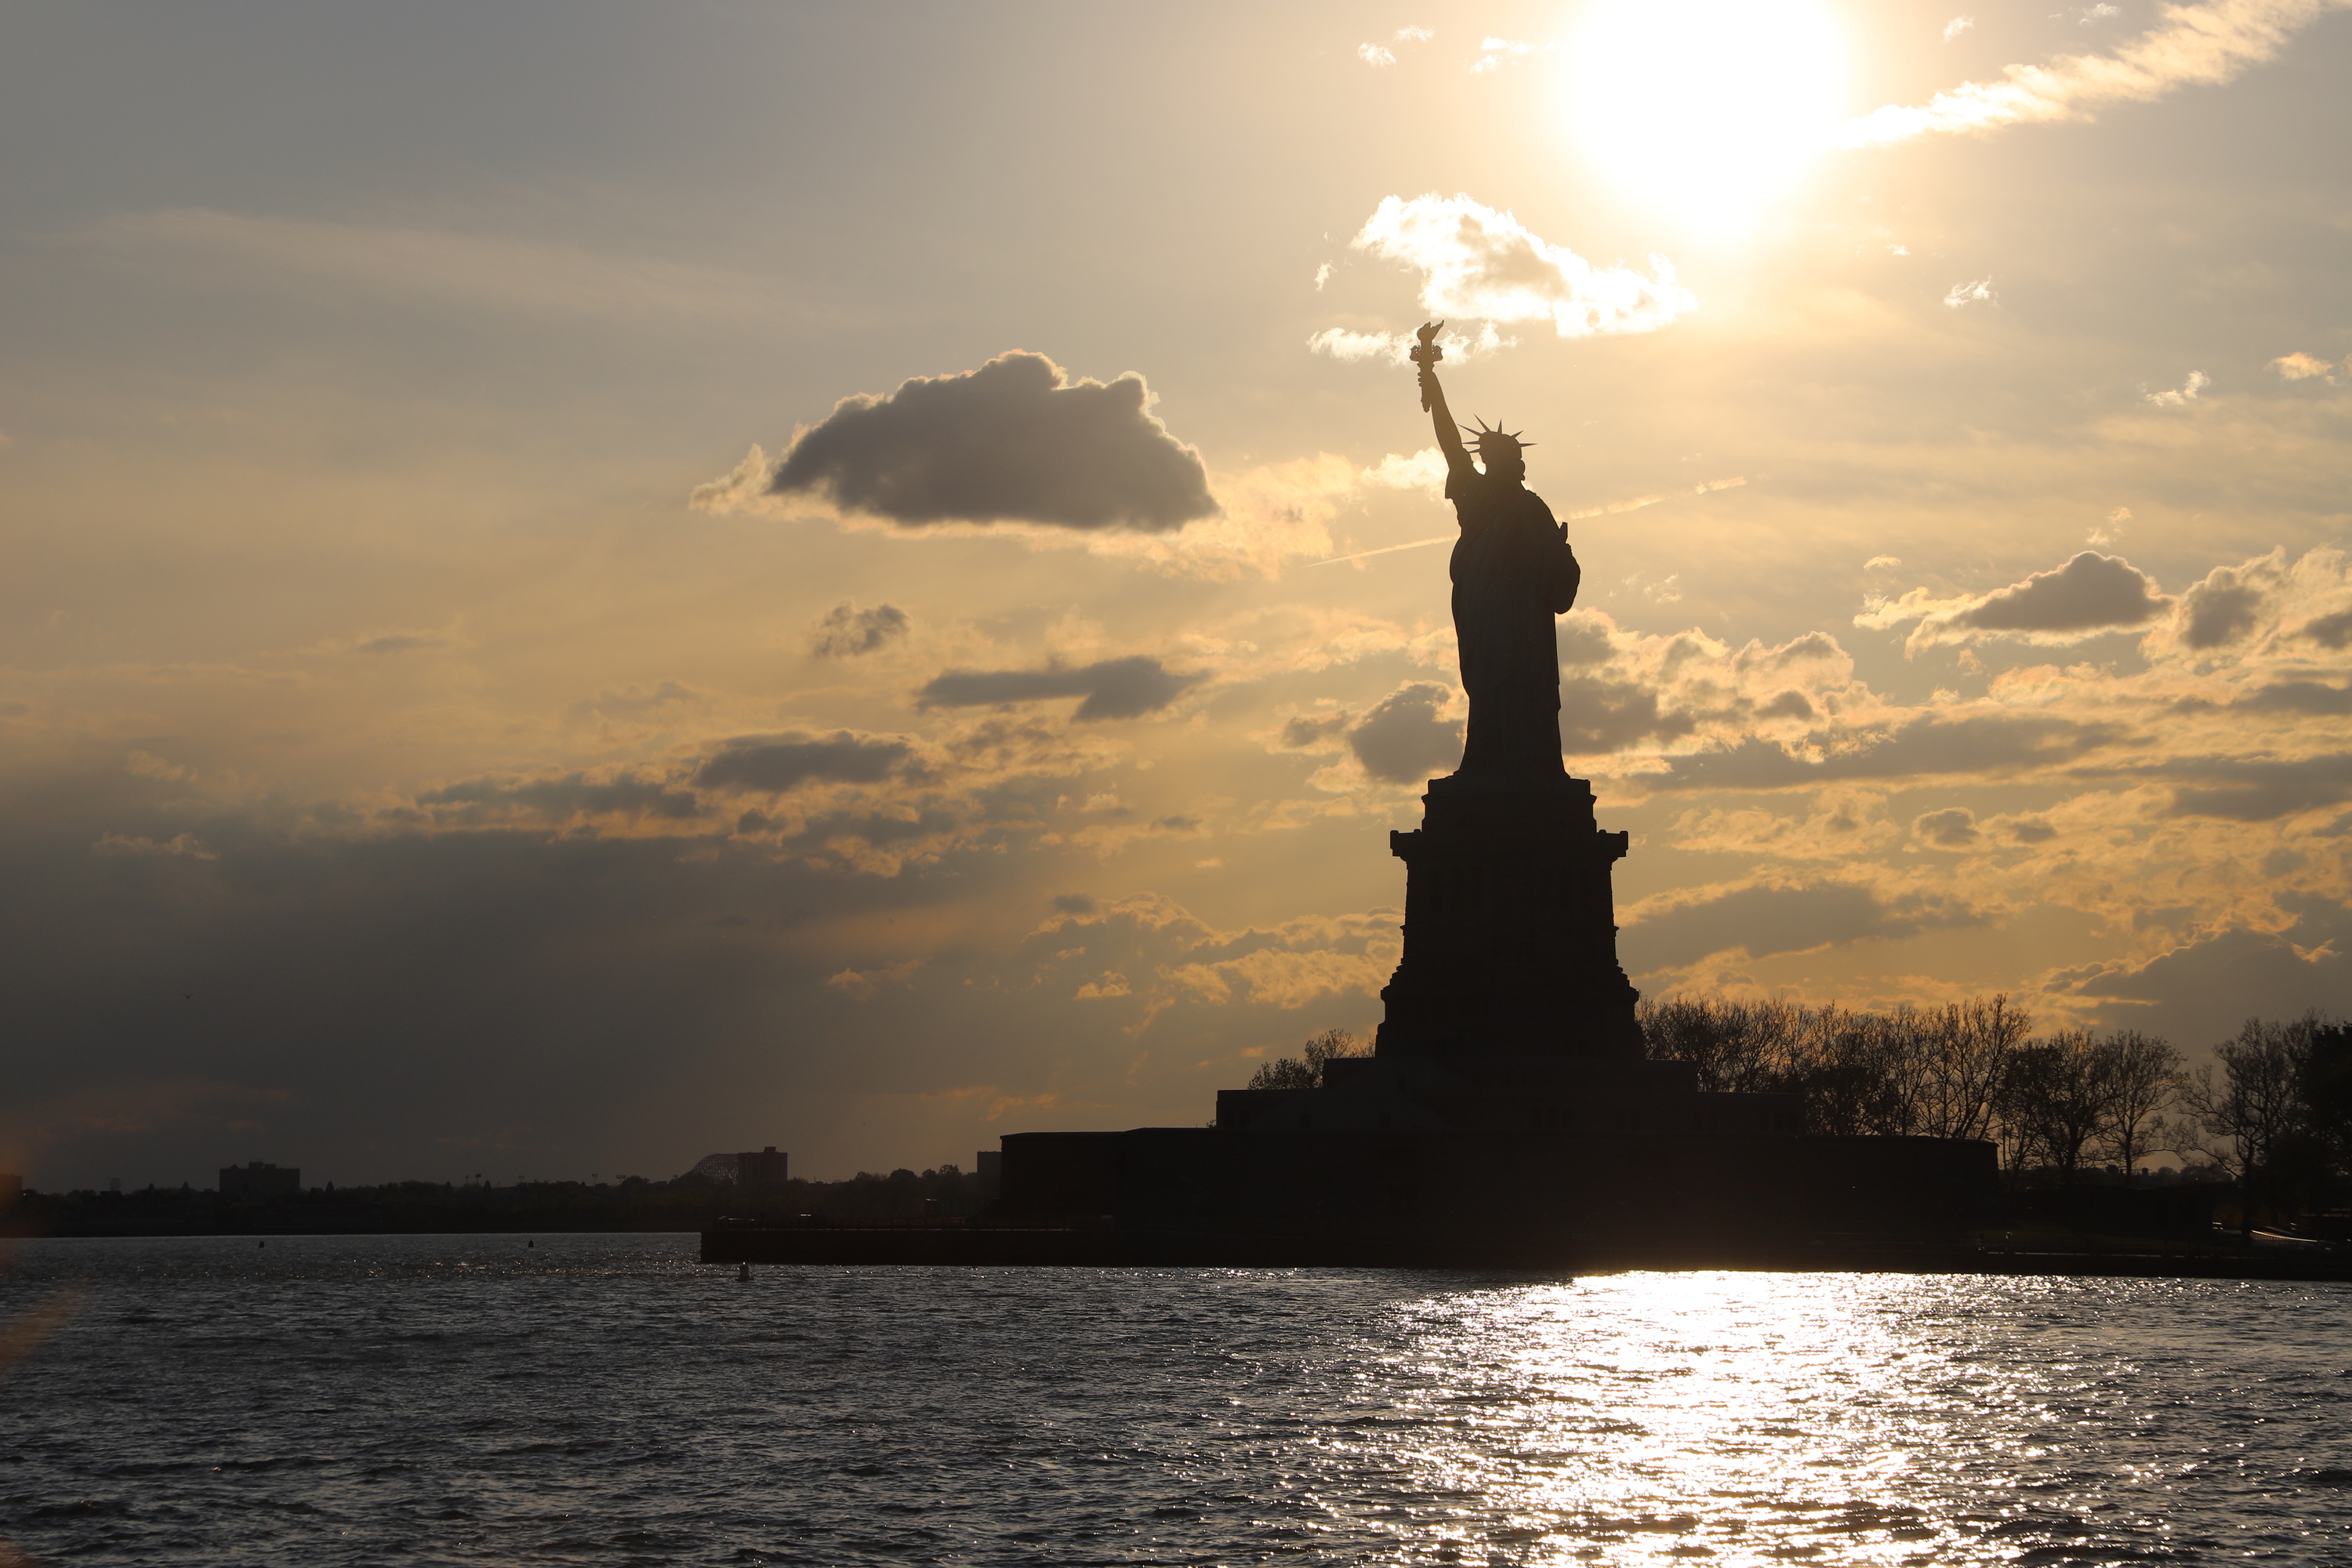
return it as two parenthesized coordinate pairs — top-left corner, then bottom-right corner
(3, 1236), (2350, 1566)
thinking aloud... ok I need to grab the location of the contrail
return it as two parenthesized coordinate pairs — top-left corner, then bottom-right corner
(1309, 477), (1745, 566)
(1834, 0), (2350, 147)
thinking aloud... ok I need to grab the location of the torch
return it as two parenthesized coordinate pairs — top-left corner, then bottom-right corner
(1409, 321), (1444, 412)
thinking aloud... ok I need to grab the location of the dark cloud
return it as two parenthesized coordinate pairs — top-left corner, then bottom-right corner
(1151, 815), (1202, 832)
(1913, 808), (1979, 848)
(1278, 712), (1351, 750)
(575, 681), (699, 719)
(1624, 882), (1982, 971)
(1347, 683), (1462, 783)
(1555, 617), (1614, 667)
(1760, 631), (1844, 667)
(1051, 894), (1097, 915)
(1653, 713), (2129, 792)
(2177, 564), (2266, 648)
(418, 773), (706, 822)
(2302, 608), (2352, 649)
(1953, 551), (2167, 633)
(916, 656), (1202, 721)
(693, 731), (910, 793)
(1559, 673), (1695, 753)
(353, 632), (452, 655)
(2165, 753), (2352, 821)
(2007, 818), (2058, 844)
(2237, 681), (2352, 717)
(1755, 689), (1815, 720)
(809, 602), (909, 659)
(2065, 913), (2352, 1051)
(768, 351), (1217, 532)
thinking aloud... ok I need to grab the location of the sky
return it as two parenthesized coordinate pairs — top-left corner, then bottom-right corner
(5, 0), (2350, 1188)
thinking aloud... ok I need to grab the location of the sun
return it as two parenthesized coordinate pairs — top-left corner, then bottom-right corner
(1565, 0), (1849, 230)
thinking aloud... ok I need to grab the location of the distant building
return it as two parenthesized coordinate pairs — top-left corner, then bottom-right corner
(220, 1162), (299, 1197)
(975, 1151), (1001, 1200)
(736, 1146), (789, 1188)
(0, 1174), (20, 1207)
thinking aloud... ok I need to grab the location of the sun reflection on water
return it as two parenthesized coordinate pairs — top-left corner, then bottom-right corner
(1330, 1271), (2279, 1565)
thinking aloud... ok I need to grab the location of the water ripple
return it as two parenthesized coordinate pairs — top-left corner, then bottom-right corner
(2, 1237), (2349, 1564)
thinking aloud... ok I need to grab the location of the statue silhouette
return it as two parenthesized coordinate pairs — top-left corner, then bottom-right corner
(1412, 322), (1581, 782)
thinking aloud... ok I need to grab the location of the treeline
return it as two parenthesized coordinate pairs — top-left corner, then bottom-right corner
(5, 1163), (987, 1238)
(1246, 1028), (1372, 1091)
(1639, 995), (2352, 1203)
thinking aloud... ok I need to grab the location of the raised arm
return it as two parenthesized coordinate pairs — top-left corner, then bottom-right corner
(1412, 322), (1470, 468)
(1420, 358), (1468, 467)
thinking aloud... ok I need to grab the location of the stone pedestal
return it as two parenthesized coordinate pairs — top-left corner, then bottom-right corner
(1374, 771), (1642, 1060)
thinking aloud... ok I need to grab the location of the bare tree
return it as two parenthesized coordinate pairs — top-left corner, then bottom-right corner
(1637, 996), (1813, 1095)
(1910, 996), (2028, 1142)
(1642, 992), (2031, 1145)
(1246, 1027), (1370, 1091)
(1995, 1031), (2109, 1184)
(2179, 1016), (2316, 1233)
(2092, 1030), (2181, 1183)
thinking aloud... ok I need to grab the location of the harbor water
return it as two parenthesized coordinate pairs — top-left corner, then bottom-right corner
(4, 1234), (2349, 1564)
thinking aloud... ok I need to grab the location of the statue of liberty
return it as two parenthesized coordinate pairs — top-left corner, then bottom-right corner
(1410, 321), (1581, 783)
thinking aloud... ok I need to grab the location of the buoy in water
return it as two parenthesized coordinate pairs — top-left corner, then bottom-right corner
(527, 1239), (534, 1247)
(737, 1262), (752, 1281)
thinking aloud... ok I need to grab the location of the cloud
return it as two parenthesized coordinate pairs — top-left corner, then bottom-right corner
(2146, 369), (2209, 406)
(1277, 710), (1352, 751)
(2271, 350), (2337, 380)
(92, 831), (218, 860)
(1622, 881), (1983, 970)
(1651, 713), (2127, 792)
(1561, 672), (1697, 755)
(1856, 550), (2169, 652)
(701, 351), (1216, 533)
(1836, 0), (2352, 147)
(1347, 683), (1462, 783)
(1944, 278), (1996, 308)
(1308, 321), (1510, 364)
(2176, 562), (2269, 648)
(1349, 194), (1697, 339)
(2164, 753), (2352, 820)
(1470, 36), (1541, 73)
(1913, 807), (1981, 848)
(2305, 608), (2352, 649)
(916, 656), (1203, 721)
(1864, 555), (1903, 571)
(575, 681), (699, 720)
(1359, 25), (1433, 66)
(809, 602), (910, 658)
(691, 732), (910, 793)
(419, 773), (709, 823)
(1944, 16), (1976, 41)
(2068, 921), (2352, 1051)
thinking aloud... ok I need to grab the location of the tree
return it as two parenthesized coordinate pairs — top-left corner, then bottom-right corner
(2091, 1030), (2181, 1183)
(1908, 996), (2028, 1142)
(1994, 1031), (2110, 1185)
(2179, 1015), (2317, 1233)
(1247, 1027), (1370, 1091)
(2303, 1022), (2352, 1182)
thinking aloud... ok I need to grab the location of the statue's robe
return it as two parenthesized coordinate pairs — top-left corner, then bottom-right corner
(1445, 454), (1581, 779)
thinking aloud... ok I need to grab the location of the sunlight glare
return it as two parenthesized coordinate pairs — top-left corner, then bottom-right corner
(1566, 0), (1848, 230)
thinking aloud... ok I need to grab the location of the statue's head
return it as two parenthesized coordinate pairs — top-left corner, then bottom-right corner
(1463, 419), (1531, 483)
